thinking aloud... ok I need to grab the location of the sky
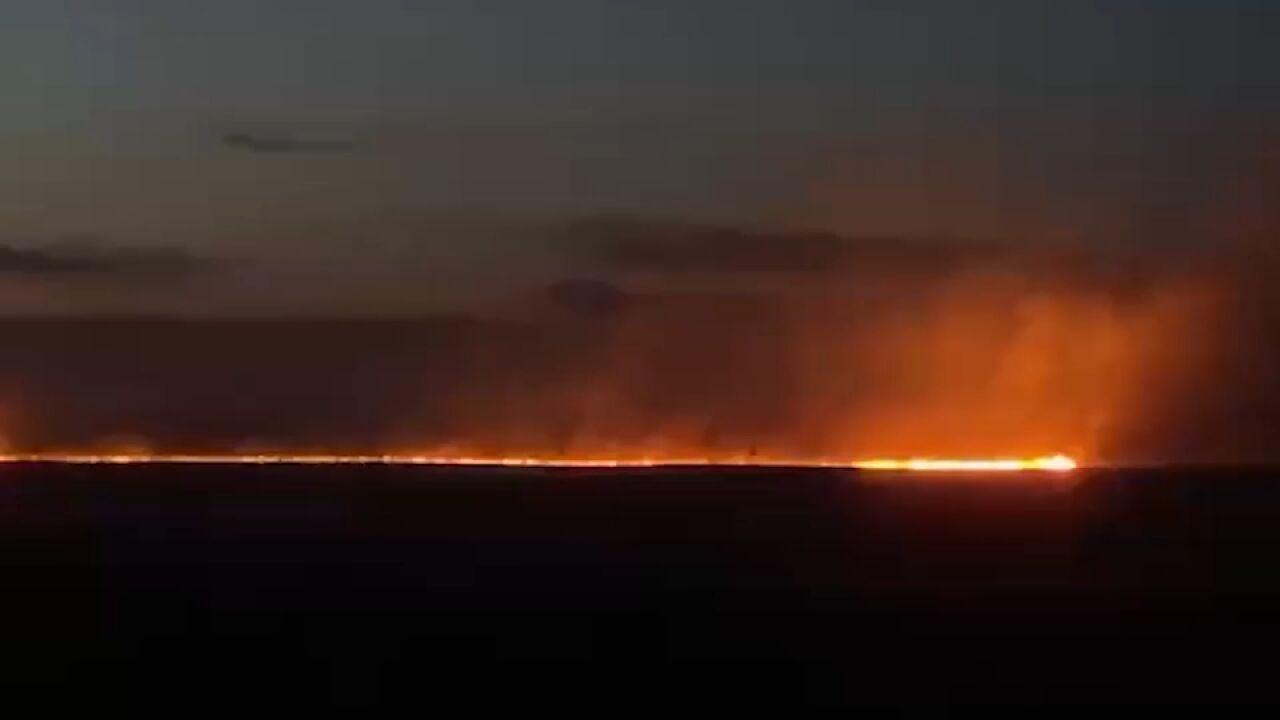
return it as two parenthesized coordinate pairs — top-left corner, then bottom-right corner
(2, 0), (1280, 315)
(3, 1), (1280, 460)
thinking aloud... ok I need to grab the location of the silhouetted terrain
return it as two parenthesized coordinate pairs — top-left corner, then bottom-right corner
(3, 465), (1278, 711)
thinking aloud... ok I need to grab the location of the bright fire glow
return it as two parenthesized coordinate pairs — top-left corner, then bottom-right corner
(0, 453), (1077, 472)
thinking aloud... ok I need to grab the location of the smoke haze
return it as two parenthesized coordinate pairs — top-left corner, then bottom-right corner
(1, 224), (1273, 464)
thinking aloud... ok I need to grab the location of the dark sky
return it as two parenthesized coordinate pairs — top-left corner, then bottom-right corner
(3, 0), (1280, 314)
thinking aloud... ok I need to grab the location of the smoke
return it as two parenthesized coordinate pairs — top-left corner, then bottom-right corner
(782, 266), (1220, 463)
(445, 225), (1231, 464)
(0, 221), (1273, 464)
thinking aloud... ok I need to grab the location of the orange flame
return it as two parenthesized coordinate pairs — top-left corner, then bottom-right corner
(0, 452), (1077, 472)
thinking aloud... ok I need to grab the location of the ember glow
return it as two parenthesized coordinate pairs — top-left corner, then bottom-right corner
(0, 452), (1077, 472)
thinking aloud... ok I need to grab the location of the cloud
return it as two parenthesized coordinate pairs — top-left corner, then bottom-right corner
(544, 278), (632, 316)
(560, 216), (1005, 275)
(0, 238), (225, 280)
(221, 132), (355, 154)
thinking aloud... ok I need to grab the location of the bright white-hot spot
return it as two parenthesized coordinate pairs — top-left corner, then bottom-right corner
(855, 455), (1077, 472)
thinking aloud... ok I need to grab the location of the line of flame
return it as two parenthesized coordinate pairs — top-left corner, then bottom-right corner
(0, 453), (1077, 472)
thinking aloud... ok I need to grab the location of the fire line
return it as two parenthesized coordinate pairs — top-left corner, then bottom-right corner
(0, 453), (1078, 472)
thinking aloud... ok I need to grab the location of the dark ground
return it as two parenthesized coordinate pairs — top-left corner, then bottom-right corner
(2, 464), (1278, 711)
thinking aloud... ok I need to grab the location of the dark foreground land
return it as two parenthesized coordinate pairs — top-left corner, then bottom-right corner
(2, 465), (1279, 711)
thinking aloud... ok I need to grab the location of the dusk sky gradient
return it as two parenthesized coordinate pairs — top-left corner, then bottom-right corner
(4, 0), (1280, 314)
